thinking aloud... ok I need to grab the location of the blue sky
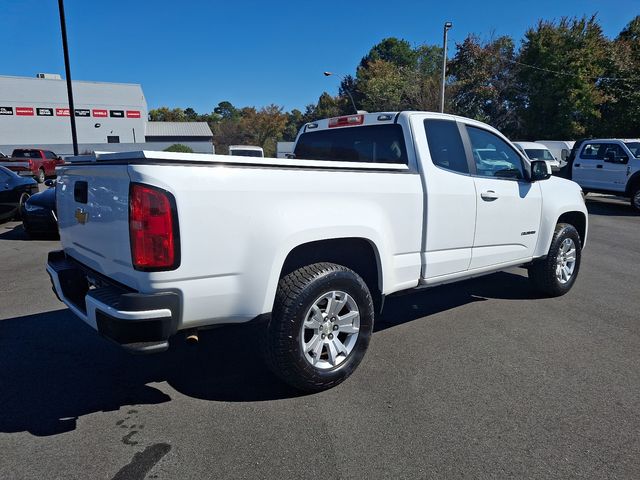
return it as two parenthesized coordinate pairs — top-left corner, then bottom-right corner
(1, 0), (638, 113)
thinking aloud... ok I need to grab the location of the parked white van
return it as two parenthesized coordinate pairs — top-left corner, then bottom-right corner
(514, 141), (561, 171)
(229, 145), (264, 157)
(536, 140), (575, 166)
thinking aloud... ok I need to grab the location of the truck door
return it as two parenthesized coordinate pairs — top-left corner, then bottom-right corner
(463, 124), (542, 269)
(416, 117), (477, 279)
(600, 143), (630, 193)
(572, 142), (605, 190)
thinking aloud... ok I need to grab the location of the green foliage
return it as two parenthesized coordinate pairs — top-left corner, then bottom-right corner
(599, 15), (640, 137)
(517, 16), (608, 139)
(164, 144), (194, 153)
(449, 35), (521, 136)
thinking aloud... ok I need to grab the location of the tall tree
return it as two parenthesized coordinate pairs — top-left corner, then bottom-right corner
(599, 16), (640, 137)
(517, 16), (609, 139)
(449, 35), (521, 136)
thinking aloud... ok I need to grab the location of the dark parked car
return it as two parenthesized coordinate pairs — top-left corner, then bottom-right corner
(21, 182), (58, 238)
(0, 166), (38, 222)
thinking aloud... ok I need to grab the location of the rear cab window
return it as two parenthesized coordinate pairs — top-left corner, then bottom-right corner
(294, 124), (408, 164)
(12, 150), (40, 158)
(424, 119), (469, 174)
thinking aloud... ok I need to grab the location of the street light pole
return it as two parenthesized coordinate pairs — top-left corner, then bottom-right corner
(440, 21), (453, 113)
(323, 72), (358, 114)
(58, 0), (79, 156)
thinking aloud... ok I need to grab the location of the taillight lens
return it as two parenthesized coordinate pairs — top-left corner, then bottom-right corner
(129, 184), (178, 270)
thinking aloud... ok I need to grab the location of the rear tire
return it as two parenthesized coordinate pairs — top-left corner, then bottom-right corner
(263, 262), (374, 392)
(36, 168), (45, 184)
(630, 185), (640, 213)
(528, 223), (582, 297)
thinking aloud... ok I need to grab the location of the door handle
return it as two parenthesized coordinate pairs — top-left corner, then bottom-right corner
(596, 164), (603, 169)
(480, 190), (499, 201)
(574, 163), (581, 167)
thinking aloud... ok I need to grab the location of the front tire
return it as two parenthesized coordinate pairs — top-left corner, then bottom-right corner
(528, 223), (582, 297)
(263, 263), (374, 392)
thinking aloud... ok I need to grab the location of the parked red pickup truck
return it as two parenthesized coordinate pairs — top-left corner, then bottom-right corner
(0, 148), (64, 183)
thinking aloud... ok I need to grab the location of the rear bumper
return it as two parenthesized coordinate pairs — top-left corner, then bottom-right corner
(46, 250), (179, 353)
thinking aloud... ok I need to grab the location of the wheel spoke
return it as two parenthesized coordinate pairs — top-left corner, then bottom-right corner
(327, 292), (347, 316)
(332, 337), (348, 355)
(306, 333), (323, 356)
(336, 310), (358, 326)
(326, 339), (338, 365)
(304, 305), (323, 329)
(565, 249), (576, 262)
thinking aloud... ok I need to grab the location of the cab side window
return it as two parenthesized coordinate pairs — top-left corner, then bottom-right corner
(467, 126), (524, 180)
(424, 119), (469, 174)
(580, 143), (603, 159)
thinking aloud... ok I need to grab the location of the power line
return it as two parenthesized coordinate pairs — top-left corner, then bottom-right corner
(484, 50), (636, 82)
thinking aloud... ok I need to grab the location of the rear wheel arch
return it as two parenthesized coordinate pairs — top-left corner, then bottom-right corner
(278, 237), (383, 310)
(625, 172), (640, 196)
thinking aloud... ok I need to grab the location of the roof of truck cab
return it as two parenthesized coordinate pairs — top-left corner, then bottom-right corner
(301, 111), (501, 132)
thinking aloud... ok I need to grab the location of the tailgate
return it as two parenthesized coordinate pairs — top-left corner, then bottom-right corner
(0, 161), (31, 173)
(56, 164), (136, 288)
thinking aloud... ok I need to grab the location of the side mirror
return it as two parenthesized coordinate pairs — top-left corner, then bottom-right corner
(44, 179), (56, 187)
(530, 160), (551, 181)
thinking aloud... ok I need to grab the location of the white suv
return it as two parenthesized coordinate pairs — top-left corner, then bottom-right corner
(571, 139), (640, 211)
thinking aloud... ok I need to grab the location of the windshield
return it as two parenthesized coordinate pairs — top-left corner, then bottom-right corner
(294, 124), (408, 164)
(230, 149), (263, 157)
(524, 149), (555, 161)
(624, 142), (640, 158)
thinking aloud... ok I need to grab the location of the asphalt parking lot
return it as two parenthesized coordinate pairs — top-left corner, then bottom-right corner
(1, 195), (639, 480)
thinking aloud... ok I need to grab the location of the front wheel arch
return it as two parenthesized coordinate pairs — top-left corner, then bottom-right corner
(556, 211), (586, 248)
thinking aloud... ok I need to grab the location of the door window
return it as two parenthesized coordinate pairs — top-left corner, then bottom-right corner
(424, 119), (469, 174)
(467, 126), (525, 180)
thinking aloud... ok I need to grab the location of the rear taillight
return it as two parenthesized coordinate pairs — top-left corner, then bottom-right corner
(129, 183), (179, 271)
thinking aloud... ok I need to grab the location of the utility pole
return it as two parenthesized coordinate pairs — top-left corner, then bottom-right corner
(58, 0), (79, 156)
(440, 21), (453, 113)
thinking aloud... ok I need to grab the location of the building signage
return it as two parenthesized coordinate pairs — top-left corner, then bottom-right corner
(1, 106), (143, 119)
(16, 107), (34, 116)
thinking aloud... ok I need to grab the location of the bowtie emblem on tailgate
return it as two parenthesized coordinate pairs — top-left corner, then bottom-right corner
(75, 208), (88, 224)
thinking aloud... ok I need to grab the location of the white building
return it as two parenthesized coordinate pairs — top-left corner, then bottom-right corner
(0, 74), (214, 155)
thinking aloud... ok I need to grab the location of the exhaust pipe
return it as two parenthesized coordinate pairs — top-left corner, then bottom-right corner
(185, 330), (199, 345)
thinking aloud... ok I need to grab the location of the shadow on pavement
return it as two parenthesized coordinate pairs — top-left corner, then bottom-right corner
(0, 223), (28, 240)
(0, 271), (537, 436)
(377, 270), (538, 332)
(585, 196), (638, 217)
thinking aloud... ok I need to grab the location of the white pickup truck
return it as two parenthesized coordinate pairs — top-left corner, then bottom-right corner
(570, 138), (640, 211)
(47, 112), (588, 392)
